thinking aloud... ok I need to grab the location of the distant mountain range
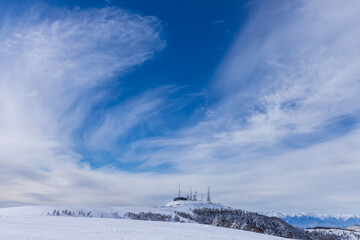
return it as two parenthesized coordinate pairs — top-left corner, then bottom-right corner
(263, 211), (360, 228)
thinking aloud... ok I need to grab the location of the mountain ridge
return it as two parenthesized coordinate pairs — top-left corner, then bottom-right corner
(263, 211), (360, 228)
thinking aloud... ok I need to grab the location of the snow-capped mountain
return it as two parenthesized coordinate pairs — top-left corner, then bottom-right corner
(264, 211), (360, 228)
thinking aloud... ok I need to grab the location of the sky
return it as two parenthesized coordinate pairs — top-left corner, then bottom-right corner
(0, 0), (360, 214)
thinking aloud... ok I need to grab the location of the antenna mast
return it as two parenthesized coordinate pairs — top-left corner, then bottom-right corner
(207, 186), (211, 202)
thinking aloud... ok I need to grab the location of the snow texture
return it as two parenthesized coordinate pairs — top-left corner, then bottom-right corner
(306, 228), (360, 240)
(3, 201), (357, 239)
(345, 226), (360, 232)
(0, 205), (286, 240)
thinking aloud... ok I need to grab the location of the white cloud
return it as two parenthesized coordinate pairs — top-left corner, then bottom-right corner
(116, 0), (360, 213)
(86, 88), (167, 150)
(2, 0), (360, 214)
(215, 0), (360, 136)
(0, 5), (167, 207)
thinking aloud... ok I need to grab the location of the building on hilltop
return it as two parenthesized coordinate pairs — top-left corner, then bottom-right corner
(173, 184), (188, 201)
(173, 196), (188, 201)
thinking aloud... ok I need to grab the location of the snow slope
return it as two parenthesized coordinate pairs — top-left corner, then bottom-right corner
(346, 225), (360, 232)
(306, 228), (360, 240)
(0, 200), (226, 219)
(0, 205), (287, 240)
(163, 200), (228, 213)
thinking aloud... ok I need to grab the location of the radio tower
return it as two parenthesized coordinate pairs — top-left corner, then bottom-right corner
(207, 186), (211, 202)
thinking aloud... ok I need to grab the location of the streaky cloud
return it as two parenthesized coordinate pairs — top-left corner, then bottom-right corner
(119, 0), (360, 213)
(0, 4), (166, 207)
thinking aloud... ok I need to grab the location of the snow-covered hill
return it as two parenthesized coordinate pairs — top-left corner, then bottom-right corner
(0, 204), (287, 240)
(163, 200), (229, 213)
(0, 200), (227, 219)
(4, 202), (356, 239)
(346, 225), (360, 232)
(0, 201), (309, 239)
(306, 228), (360, 240)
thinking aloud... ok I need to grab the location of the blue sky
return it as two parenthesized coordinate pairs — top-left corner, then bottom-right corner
(1, 0), (360, 214)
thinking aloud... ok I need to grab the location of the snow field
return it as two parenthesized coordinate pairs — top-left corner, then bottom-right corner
(0, 215), (288, 240)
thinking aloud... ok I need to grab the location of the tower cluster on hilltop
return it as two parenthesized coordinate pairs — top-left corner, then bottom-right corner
(173, 185), (211, 202)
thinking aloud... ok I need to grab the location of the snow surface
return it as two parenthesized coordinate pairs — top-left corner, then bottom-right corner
(0, 200), (226, 219)
(306, 228), (360, 240)
(345, 225), (360, 232)
(0, 204), (287, 240)
(163, 200), (229, 213)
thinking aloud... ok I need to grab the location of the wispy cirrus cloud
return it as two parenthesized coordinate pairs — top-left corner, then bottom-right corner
(0, 5), (168, 206)
(86, 88), (169, 151)
(118, 0), (360, 213)
(2, 0), (360, 214)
